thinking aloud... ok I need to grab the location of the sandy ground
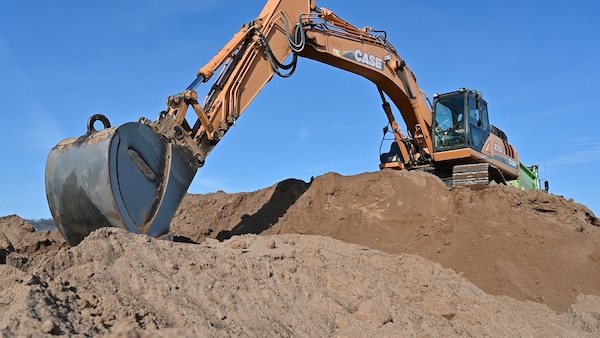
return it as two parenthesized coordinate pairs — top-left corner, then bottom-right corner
(1, 169), (599, 337)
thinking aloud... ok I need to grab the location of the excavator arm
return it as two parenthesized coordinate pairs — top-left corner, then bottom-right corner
(164, 0), (314, 163)
(165, 0), (433, 169)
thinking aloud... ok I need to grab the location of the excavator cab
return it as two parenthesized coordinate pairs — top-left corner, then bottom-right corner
(432, 88), (490, 154)
(380, 88), (492, 170)
(430, 88), (527, 187)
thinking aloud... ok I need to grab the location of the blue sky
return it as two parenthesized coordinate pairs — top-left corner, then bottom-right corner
(1, 0), (598, 219)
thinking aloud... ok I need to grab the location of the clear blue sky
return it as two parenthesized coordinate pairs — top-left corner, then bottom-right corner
(1, 0), (598, 219)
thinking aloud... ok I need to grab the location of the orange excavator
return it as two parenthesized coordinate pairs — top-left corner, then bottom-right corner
(45, 0), (544, 245)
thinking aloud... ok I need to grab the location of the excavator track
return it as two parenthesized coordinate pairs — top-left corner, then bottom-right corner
(452, 163), (505, 189)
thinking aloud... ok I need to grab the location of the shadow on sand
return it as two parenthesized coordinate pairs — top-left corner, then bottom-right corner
(216, 178), (311, 241)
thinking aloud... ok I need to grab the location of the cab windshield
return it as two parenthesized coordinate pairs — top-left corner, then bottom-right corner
(433, 94), (467, 151)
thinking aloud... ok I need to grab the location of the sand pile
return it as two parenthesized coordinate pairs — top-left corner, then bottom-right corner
(173, 170), (600, 312)
(1, 170), (599, 336)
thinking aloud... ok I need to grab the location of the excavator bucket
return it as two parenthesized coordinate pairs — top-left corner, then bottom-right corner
(45, 114), (199, 246)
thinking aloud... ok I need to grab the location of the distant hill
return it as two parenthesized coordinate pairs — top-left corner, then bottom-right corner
(26, 218), (57, 232)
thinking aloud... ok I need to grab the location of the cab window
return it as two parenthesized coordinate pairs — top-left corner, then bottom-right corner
(433, 95), (467, 151)
(469, 97), (480, 127)
(480, 101), (489, 130)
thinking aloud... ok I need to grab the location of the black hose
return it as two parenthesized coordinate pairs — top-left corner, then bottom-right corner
(258, 13), (306, 78)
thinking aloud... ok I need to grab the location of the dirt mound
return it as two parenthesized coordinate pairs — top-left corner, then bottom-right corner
(2, 227), (599, 337)
(1, 170), (599, 336)
(172, 170), (600, 311)
(0, 215), (66, 264)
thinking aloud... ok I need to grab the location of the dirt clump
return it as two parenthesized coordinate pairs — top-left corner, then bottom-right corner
(0, 215), (65, 264)
(1, 169), (599, 336)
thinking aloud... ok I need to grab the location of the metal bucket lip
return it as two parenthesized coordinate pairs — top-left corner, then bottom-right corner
(108, 126), (140, 234)
(109, 122), (168, 235)
(50, 127), (115, 152)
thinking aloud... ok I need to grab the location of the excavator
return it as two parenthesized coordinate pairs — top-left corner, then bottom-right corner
(45, 0), (544, 246)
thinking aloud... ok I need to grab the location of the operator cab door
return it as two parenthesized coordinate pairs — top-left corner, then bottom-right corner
(432, 93), (467, 152)
(467, 94), (490, 152)
(432, 89), (490, 154)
